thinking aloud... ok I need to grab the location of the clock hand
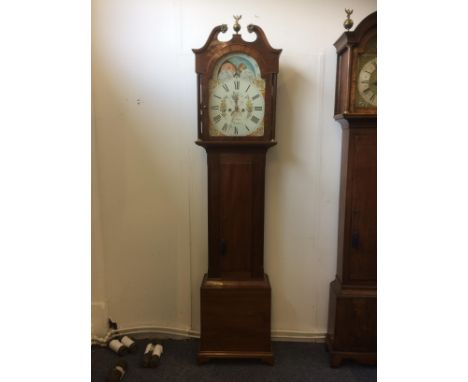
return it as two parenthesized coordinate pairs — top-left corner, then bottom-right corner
(232, 93), (239, 112)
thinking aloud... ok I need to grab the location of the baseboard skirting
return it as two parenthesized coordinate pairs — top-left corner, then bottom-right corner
(271, 330), (327, 343)
(116, 326), (200, 340)
(95, 326), (326, 343)
(91, 301), (109, 338)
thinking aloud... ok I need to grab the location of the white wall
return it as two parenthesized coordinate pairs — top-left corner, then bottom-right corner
(92, 0), (376, 339)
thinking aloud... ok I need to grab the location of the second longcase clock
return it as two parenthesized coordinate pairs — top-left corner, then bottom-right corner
(327, 11), (377, 367)
(193, 17), (281, 364)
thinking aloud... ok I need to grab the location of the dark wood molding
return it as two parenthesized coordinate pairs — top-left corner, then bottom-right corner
(193, 24), (281, 73)
(192, 24), (228, 55)
(195, 140), (277, 149)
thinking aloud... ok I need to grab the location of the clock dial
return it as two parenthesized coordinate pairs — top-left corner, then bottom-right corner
(209, 78), (265, 137)
(357, 57), (377, 107)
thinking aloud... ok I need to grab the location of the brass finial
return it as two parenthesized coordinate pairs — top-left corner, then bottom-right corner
(343, 9), (354, 31)
(233, 15), (242, 34)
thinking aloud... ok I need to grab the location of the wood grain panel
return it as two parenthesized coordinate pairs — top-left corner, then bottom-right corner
(205, 149), (267, 279)
(219, 160), (253, 275)
(200, 274), (271, 353)
(333, 296), (376, 351)
(349, 132), (377, 282)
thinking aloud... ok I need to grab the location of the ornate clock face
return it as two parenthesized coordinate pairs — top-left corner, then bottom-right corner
(208, 53), (265, 137)
(209, 78), (264, 136)
(357, 57), (377, 107)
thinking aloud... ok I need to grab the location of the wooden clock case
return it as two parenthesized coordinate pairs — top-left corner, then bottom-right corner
(326, 11), (377, 367)
(193, 24), (281, 365)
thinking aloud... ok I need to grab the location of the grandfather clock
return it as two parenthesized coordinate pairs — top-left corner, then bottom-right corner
(327, 11), (377, 367)
(193, 17), (281, 365)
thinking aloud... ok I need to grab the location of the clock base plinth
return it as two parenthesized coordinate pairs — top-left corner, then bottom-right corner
(198, 274), (273, 365)
(325, 339), (377, 368)
(326, 279), (376, 368)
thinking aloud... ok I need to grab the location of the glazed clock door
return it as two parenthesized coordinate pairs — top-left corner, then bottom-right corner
(356, 56), (377, 107)
(208, 53), (266, 137)
(352, 34), (377, 113)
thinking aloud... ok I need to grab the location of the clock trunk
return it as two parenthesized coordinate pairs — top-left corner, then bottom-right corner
(206, 147), (267, 279)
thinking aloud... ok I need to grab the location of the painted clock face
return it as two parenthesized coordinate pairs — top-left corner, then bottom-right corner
(208, 53), (265, 137)
(357, 57), (377, 107)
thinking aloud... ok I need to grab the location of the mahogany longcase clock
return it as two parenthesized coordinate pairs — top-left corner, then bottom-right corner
(327, 11), (377, 367)
(193, 17), (281, 364)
